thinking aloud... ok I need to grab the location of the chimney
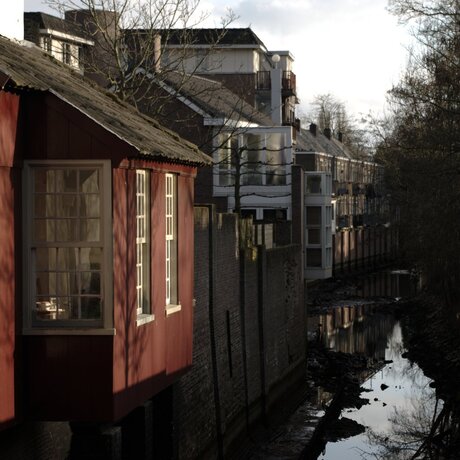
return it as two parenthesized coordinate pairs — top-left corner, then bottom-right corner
(324, 127), (331, 140)
(338, 132), (343, 143)
(309, 123), (317, 136)
(154, 33), (161, 73)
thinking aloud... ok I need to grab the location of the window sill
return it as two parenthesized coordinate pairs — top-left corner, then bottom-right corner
(23, 328), (116, 336)
(136, 314), (155, 327)
(165, 304), (181, 316)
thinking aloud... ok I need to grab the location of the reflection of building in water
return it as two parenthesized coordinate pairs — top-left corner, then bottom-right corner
(311, 304), (396, 358)
(356, 271), (418, 299)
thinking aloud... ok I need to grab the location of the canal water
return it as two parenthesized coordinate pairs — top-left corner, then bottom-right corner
(310, 270), (440, 460)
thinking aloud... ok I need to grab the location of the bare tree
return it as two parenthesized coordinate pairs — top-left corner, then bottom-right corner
(45, 0), (236, 109)
(307, 93), (372, 159)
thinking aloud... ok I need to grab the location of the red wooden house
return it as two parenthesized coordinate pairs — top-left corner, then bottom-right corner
(0, 35), (209, 428)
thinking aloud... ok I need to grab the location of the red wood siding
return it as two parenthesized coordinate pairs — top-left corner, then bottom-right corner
(25, 336), (113, 421)
(18, 91), (197, 422)
(0, 92), (19, 428)
(112, 170), (195, 421)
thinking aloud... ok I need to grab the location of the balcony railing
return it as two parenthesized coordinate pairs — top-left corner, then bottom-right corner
(282, 71), (296, 93)
(256, 70), (297, 94)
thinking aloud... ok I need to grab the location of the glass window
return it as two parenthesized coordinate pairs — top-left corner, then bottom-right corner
(28, 164), (108, 326)
(306, 206), (322, 226)
(62, 43), (71, 65)
(265, 133), (286, 186)
(242, 134), (263, 185)
(308, 228), (321, 245)
(306, 175), (322, 194)
(218, 136), (236, 186)
(166, 174), (178, 306)
(136, 170), (150, 316)
(306, 248), (322, 267)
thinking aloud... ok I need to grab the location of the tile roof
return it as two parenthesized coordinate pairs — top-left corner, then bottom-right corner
(24, 12), (92, 41)
(296, 127), (353, 159)
(0, 35), (210, 165)
(130, 28), (267, 48)
(163, 72), (273, 126)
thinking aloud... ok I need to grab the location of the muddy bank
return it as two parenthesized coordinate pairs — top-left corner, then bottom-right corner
(400, 294), (460, 400)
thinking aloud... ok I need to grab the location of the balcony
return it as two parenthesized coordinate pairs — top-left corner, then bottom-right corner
(282, 71), (296, 95)
(256, 70), (297, 95)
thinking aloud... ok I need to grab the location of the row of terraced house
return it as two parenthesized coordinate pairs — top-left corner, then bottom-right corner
(0, 5), (396, 460)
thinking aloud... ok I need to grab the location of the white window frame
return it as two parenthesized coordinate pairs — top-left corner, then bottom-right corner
(62, 42), (71, 65)
(136, 170), (154, 325)
(165, 173), (180, 314)
(22, 160), (114, 335)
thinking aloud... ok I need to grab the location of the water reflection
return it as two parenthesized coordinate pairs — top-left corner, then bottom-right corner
(311, 307), (395, 357)
(355, 270), (419, 300)
(315, 322), (441, 460)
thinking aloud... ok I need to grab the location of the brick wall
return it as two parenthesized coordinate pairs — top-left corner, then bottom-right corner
(174, 206), (306, 459)
(173, 207), (218, 460)
(0, 422), (71, 460)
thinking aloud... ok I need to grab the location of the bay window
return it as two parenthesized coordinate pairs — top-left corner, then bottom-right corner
(23, 161), (112, 330)
(241, 132), (287, 186)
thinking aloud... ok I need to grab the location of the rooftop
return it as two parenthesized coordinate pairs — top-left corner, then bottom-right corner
(0, 35), (210, 165)
(24, 12), (92, 42)
(162, 72), (272, 125)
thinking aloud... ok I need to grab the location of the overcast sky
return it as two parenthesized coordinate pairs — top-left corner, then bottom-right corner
(24, 0), (412, 119)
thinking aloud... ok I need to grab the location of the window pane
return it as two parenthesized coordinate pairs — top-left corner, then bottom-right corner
(57, 247), (77, 271)
(36, 272), (56, 296)
(33, 219), (55, 242)
(34, 194), (55, 217)
(80, 194), (100, 218)
(243, 150), (263, 185)
(266, 133), (286, 186)
(81, 272), (101, 295)
(57, 297), (72, 319)
(56, 194), (78, 217)
(308, 228), (321, 244)
(80, 248), (102, 270)
(55, 170), (77, 193)
(307, 248), (322, 267)
(55, 219), (77, 242)
(57, 272), (78, 296)
(80, 170), (99, 193)
(306, 207), (322, 226)
(80, 219), (100, 242)
(306, 175), (322, 194)
(36, 248), (56, 271)
(81, 297), (101, 319)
